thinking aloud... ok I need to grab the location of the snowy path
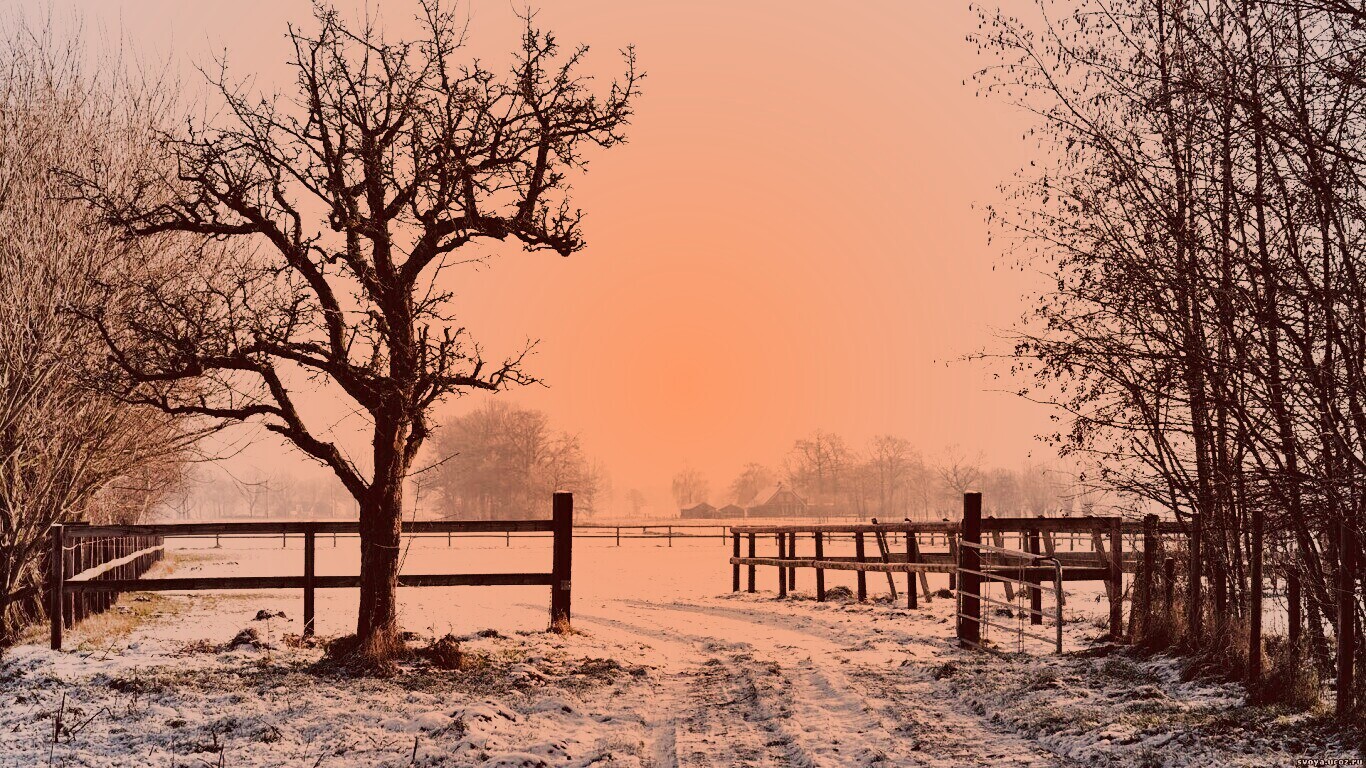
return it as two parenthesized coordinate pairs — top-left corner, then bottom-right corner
(569, 597), (1063, 768)
(0, 538), (1344, 767)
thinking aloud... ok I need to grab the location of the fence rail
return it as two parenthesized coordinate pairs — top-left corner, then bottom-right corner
(727, 497), (1146, 651)
(49, 493), (575, 650)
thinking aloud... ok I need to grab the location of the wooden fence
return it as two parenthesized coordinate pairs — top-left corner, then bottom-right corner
(730, 495), (1194, 650)
(49, 493), (574, 650)
(47, 523), (166, 650)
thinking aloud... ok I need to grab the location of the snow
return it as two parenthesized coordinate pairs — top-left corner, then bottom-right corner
(0, 534), (1356, 766)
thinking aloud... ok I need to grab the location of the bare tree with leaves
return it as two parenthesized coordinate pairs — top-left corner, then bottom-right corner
(73, 3), (638, 671)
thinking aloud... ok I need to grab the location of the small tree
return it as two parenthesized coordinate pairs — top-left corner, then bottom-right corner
(76, 3), (638, 670)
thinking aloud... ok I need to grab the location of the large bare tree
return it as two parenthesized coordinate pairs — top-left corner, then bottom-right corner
(75, 3), (638, 670)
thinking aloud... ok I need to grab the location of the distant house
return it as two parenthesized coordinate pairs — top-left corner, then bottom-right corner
(745, 484), (809, 518)
(680, 502), (718, 519)
(716, 504), (745, 519)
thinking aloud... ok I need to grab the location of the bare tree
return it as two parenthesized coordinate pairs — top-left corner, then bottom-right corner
(670, 468), (709, 508)
(625, 488), (647, 517)
(934, 444), (982, 499)
(867, 435), (917, 518)
(429, 401), (602, 518)
(0, 21), (195, 645)
(728, 463), (775, 506)
(786, 430), (852, 513)
(73, 3), (638, 670)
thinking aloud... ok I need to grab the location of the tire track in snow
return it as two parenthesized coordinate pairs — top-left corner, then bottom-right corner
(576, 598), (1070, 767)
(576, 602), (899, 767)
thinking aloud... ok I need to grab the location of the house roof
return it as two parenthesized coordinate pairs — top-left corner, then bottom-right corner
(680, 502), (716, 513)
(749, 483), (806, 507)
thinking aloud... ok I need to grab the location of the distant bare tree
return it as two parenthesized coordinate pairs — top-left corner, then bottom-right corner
(786, 430), (852, 512)
(429, 401), (602, 518)
(728, 463), (775, 506)
(72, 3), (638, 670)
(625, 488), (647, 516)
(934, 444), (982, 500)
(867, 435), (917, 518)
(671, 468), (709, 508)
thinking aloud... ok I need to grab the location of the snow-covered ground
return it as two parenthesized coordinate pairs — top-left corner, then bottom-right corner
(0, 535), (1356, 767)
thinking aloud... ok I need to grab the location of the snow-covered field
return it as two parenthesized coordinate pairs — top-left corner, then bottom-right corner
(0, 535), (1356, 767)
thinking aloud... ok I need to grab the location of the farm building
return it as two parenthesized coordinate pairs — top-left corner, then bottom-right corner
(716, 504), (745, 518)
(680, 502), (719, 519)
(745, 484), (809, 517)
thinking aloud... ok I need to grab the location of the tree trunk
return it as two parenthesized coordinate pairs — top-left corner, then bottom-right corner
(355, 482), (403, 663)
(351, 412), (411, 671)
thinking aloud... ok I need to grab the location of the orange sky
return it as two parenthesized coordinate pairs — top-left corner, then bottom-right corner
(50, 1), (1052, 511)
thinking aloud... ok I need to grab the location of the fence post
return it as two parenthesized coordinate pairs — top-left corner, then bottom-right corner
(49, 525), (64, 651)
(815, 531), (826, 602)
(777, 533), (787, 598)
(1337, 521), (1355, 718)
(747, 533), (756, 593)
(303, 526), (316, 637)
(731, 532), (740, 592)
(550, 492), (574, 629)
(1028, 528), (1042, 626)
(615, 526), (621, 547)
(788, 531), (797, 590)
(668, 526), (673, 548)
(1140, 514), (1157, 641)
(1108, 518), (1123, 640)
(906, 527), (918, 609)
(854, 531), (867, 602)
(958, 493), (982, 648)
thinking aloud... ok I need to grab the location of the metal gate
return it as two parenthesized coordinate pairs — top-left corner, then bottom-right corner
(955, 539), (1065, 653)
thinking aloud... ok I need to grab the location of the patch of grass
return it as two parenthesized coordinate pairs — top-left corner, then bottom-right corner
(1098, 656), (1162, 686)
(1249, 635), (1321, 711)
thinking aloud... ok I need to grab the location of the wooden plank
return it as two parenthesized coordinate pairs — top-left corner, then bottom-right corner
(67, 545), (165, 582)
(855, 532), (867, 602)
(731, 522), (959, 535)
(747, 533), (756, 593)
(732, 533), (741, 592)
(870, 520), (898, 599)
(65, 573), (556, 591)
(983, 516), (1125, 533)
(303, 528), (316, 637)
(726, 557), (1110, 580)
(778, 534), (788, 598)
(550, 493), (573, 627)
(69, 519), (558, 538)
(814, 532), (826, 602)
(49, 525), (63, 650)
(959, 494), (982, 647)
(905, 530), (918, 608)
(1107, 518), (1123, 639)
(729, 519), (1183, 536)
